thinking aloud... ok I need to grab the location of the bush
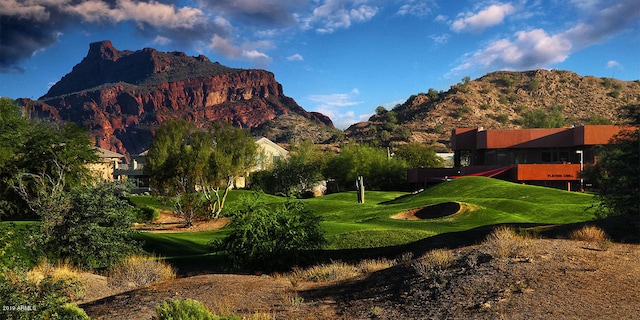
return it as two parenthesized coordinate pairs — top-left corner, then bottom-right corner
(26, 181), (141, 270)
(107, 254), (175, 289)
(482, 226), (531, 260)
(495, 114), (509, 124)
(214, 194), (325, 270)
(155, 299), (214, 320)
(0, 262), (87, 320)
(134, 205), (159, 222)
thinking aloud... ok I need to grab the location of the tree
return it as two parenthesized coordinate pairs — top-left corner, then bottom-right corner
(204, 123), (259, 218)
(214, 193), (324, 270)
(583, 104), (639, 220)
(395, 142), (445, 168)
(325, 144), (408, 191)
(251, 141), (328, 197)
(521, 105), (566, 128)
(0, 98), (98, 218)
(145, 120), (258, 224)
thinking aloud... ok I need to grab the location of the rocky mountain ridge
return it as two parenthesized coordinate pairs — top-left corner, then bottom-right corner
(345, 69), (640, 149)
(20, 40), (336, 155)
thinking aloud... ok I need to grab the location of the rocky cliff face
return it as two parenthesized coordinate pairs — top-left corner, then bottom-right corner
(345, 69), (640, 149)
(23, 40), (334, 155)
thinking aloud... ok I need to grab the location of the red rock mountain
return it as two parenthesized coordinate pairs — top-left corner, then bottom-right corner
(21, 40), (334, 155)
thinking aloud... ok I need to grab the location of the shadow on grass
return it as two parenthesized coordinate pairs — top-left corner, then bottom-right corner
(159, 214), (639, 276)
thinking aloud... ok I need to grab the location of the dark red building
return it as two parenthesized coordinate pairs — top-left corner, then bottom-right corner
(409, 125), (633, 191)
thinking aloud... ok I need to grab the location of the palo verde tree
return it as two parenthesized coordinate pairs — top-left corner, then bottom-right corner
(145, 120), (258, 224)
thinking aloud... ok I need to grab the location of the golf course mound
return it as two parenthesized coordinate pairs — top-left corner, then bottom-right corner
(392, 202), (464, 220)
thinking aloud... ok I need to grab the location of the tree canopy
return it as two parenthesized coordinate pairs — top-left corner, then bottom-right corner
(325, 144), (407, 191)
(394, 142), (445, 168)
(0, 98), (98, 217)
(145, 120), (258, 223)
(584, 104), (639, 221)
(251, 141), (328, 197)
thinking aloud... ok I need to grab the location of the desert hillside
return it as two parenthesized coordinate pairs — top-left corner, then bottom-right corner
(346, 69), (640, 149)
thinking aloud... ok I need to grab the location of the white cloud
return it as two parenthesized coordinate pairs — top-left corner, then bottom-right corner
(153, 35), (171, 46)
(450, 0), (640, 74)
(287, 53), (304, 61)
(306, 89), (365, 129)
(209, 34), (273, 66)
(451, 3), (516, 33)
(606, 60), (623, 69)
(397, 0), (435, 17)
(301, 0), (378, 34)
(67, 0), (207, 29)
(434, 14), (447, 22)
(429, 33), (450, 44)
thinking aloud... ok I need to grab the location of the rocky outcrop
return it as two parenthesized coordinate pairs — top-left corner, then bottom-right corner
(21, 41), (334, 155)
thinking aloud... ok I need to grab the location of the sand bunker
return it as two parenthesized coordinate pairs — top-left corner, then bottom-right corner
(391, 202), (465, 220)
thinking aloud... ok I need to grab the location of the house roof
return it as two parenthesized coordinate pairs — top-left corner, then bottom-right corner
(254, 137), (288, 155)
(95, 147), (124, 159)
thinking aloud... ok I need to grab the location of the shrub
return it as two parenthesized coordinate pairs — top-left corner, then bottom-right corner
(527, 79), (540, 91)
(107, 254), (175, 289)
(27, 181), (140, 270)
(214, 194), (325, 270)
(455, 105), (472, 118)
(0, 262), (87, 320)
(52, 303), (90, 320)
(155, 299), (214, 320)
(495, 114), (509, 124)
(134, 205), (159, 223)
(482, 226), (531, 260)
(608, 90), (620, 98)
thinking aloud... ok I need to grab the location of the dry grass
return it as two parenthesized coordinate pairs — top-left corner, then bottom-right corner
(570, 225), (608, 242)
(412, 248), (455, 278)
(356, 258), (397, 274)
(288, 258), (396, 284)
(289, 261), (359, 283)
(26, 259), (86, 301)
(482, 226), (532, 260)
(570, 225), (611, 250)
(107, 255), (176, 290)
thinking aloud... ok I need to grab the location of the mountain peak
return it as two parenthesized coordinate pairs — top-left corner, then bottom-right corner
(88, 40), (120, 62)
(41, 40), (238, 99)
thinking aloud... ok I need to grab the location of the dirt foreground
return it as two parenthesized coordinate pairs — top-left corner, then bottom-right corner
(81, 237), (640, 319)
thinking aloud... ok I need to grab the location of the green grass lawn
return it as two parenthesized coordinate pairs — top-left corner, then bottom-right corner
(134, 177), (597, 257)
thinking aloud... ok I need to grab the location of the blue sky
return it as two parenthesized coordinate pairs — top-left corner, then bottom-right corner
(1, 0), (638, 129)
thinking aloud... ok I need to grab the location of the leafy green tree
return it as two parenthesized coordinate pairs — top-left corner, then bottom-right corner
(145, 120), (258, 223)
(395, 142), (445, 168)
(583, 104), (639, 220)
(251, 141), (328, 197)
(0, 98), (98, 218)
(214, 193), (324, 270)
(521, 105), (566, 128)
(325, 144), (408, 191)
(205, 123), (259, 218)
